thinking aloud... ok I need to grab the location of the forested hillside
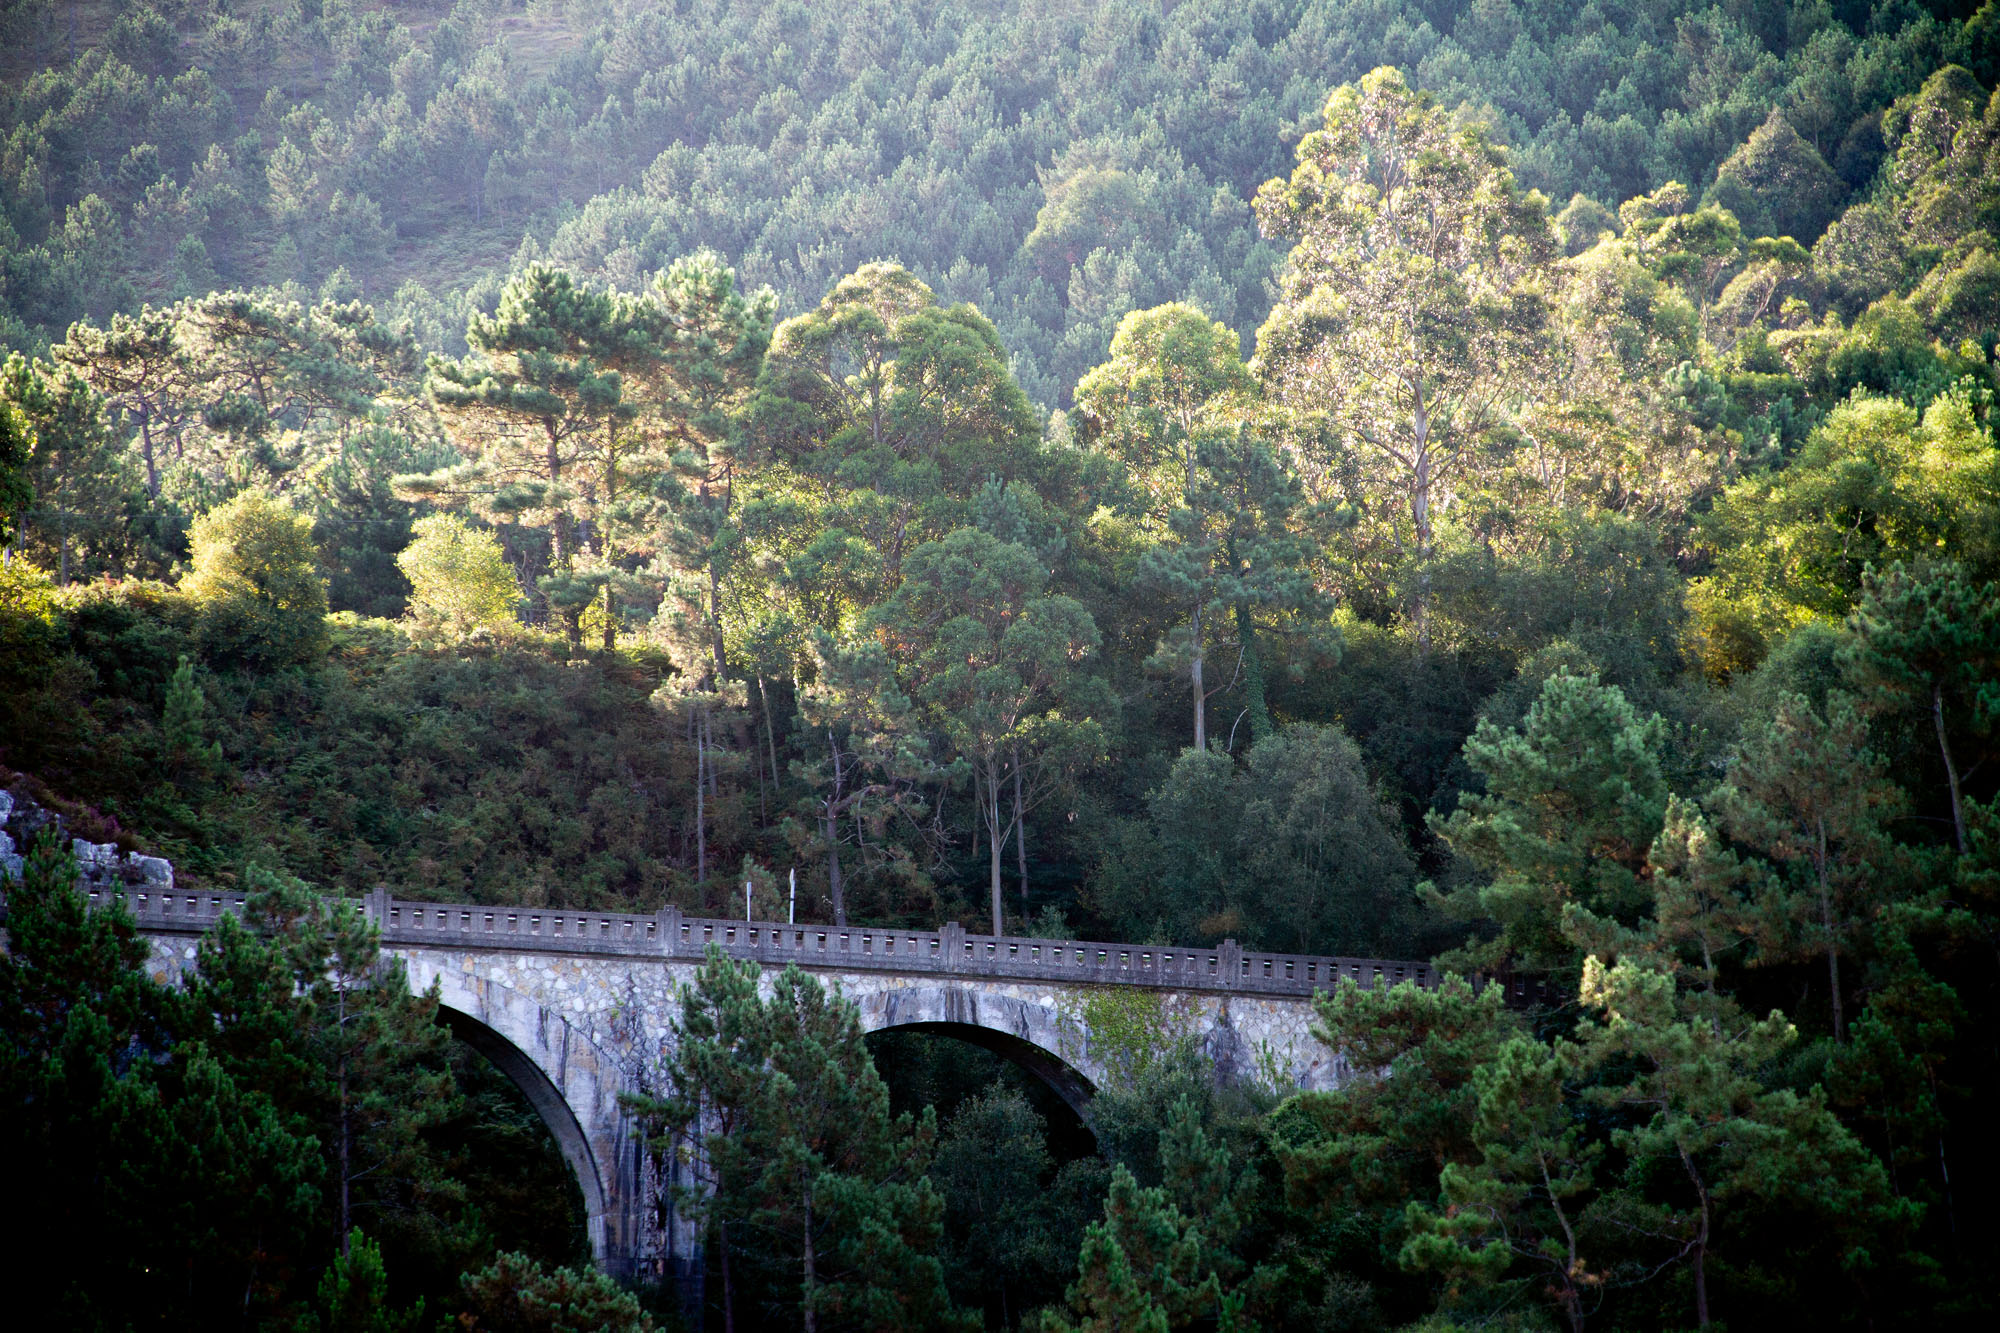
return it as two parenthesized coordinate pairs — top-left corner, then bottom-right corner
(5, 1), (1997, 402)
(5, 1), (2000, 1331)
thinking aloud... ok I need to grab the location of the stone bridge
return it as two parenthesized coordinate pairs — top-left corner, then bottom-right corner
(34, 857), (1443, 1283)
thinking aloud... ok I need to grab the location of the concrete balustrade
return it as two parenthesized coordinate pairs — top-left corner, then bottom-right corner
(20, 882), (1441, 999)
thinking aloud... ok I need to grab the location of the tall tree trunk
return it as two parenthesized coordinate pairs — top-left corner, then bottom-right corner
(756, 675), (783, 801)
(1681, 1145), (1712, 1331)
(709, 561), (727, 683)
(138, 410), (159, 498)
(825, 814), (845, 927)
(1234, 595), (1270, 745)
(337, 979), (352, 1253)
(1410, 387), (1433, 654)
(601, 582), (616, 650)
(987, 762), (1005, 937)
(695, 707), (707, 884)
(826, 733), (847, 926)
(706, 710), (719, 799)
(337, 1056), (351, 1252)
(1191, 602), (1206, 751)
(1935, 683), (1968, 855)
(800, 1176), (818, 1333)
(718, 1216), (736, 1333)
(1013, 751), (1029, 913)
(1818, 817), (1844, 1043)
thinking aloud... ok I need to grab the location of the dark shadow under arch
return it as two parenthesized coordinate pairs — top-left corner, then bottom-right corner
(437, 1004), (607, 1239)
(872, 1020), (1097, 1119)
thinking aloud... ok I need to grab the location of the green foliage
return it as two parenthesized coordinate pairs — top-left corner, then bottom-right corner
(1706, 110), (1845, 244)
(842, 524), (1106, 934)
(1035, 1164), (1247, 1333)
(453, 1251), (655, 1333)
(1255, 65), (1560, 645)
(0, 830), (325, 1329)
(183, 490), (330, 666)
(0, 552), (62, 688)
(395, 513), (521, 643)
(0, 395), (31, 546)
(5, 8), (2000, 1327)
(1078, 989), (1173, 1088)
(1567, 954), (1912, 1331)
(300, 1230), (426, 1333)
(929, 1086), (1096, 1326)
(1693, 387), (2000, 673)
(1400, 1035), (1603, 1333)
(1430, 672), (1670, 978)
(628, 947), (970, 1332)
(1092, 723), (1416, 956)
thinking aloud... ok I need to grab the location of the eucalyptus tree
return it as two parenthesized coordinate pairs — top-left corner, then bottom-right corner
(1076, 303), (1322, 751)
(754, 262), (1044, 600)
(832, 527), (1104, 937)
(1254, 66), (1560, 649)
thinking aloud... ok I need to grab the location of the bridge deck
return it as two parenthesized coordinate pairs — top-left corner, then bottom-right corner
(28, 884), (1442, 1000)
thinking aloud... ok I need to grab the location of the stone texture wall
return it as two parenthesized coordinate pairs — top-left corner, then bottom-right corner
(369, 941), (1343, 1282)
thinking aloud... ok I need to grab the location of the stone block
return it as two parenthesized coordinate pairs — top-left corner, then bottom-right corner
(129, 855), (174, 887)
(72, 838), (117, 866)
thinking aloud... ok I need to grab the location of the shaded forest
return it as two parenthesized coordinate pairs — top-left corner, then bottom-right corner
(4, 1), (2000, 1330)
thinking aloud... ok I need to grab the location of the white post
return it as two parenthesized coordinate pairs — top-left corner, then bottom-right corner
(745, 878), (752, 920)
(788, 867), (796, 924)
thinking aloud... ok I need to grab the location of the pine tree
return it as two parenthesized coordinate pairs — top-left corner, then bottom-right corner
(1430, 671), (1670, 980)
(1401, 1035), (1603, 1333)
(0, 833), (322, 1326)
(641, 249), (775, 682)
(205, 868), (463, 1260)
(411, 266), (642, 648)
(301, 1228), (426, 1333)
(629, 948), (968, 1333)
(1566, 955), (1910, 1331)
(454, 1250), (656, 1332)
(1840, 562), (2000, 854)
(1039, 1165), (1247, 1333)
(1710, 691), (1902, 1041)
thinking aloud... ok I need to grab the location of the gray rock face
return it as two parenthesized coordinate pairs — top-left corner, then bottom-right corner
(73, 838), (118, 867)
(0, 792), (16, 881)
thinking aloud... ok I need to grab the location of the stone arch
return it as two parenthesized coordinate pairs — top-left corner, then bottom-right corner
(847, 982), (1100, 1117)
(436, 1003), (605, 1236)
(394, 956), (639, 1271)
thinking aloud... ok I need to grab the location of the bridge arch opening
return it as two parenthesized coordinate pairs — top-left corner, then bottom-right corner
(436, 1003), (607, 1256)
(871, 1020), (1096, 1117)
(865, 1024), (1098, 1165)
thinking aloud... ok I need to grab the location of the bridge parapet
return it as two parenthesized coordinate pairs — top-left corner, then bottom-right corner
(32, 882), (1441, 999)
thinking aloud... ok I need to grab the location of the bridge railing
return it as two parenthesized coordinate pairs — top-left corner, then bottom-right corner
(5, 882), (1441, 1000)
